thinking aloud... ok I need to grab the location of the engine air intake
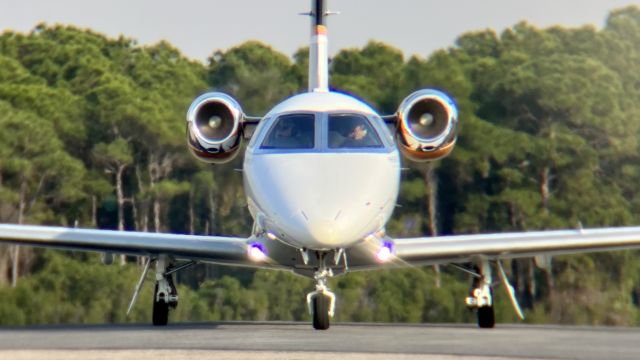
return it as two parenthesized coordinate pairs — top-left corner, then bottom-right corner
(186, 92), (244, 164)
(397, 89), (458, 161)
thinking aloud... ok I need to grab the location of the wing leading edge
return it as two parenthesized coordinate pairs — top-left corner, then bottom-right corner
(4, 224), (640, 270)
(0, 224), (252, 265)
(392, 226), (640, 266)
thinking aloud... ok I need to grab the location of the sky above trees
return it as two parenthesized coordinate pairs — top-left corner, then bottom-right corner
(1, 0), (639, 61)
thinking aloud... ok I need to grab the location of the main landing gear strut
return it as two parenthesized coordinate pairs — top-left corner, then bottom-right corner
(152, 256), (178, 326)
(463, 259), (525, 328)
(306, 253), (336, 330)
(127, 255), (196, 326)
(465, 260), (495, 328)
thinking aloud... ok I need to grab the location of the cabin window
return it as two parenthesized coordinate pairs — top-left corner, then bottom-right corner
(328, 114), (383, 149)
(260, 114), (315, 149)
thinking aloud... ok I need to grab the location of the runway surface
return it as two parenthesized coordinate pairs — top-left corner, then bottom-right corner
(0, 322), (639, 360)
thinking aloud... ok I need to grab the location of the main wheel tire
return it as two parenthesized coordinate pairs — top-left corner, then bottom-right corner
(152, 284), (169, 326)
(477, 306), (495, 328)
(312, 294), (330, 330)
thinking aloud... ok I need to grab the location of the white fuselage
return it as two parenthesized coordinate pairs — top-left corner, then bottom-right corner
(244, 92), (401, 250)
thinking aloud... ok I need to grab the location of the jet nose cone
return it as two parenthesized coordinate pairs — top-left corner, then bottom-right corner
(247, 152), (400, 249)
(274, 213), (348, 249)
(306, 218), (342, 247)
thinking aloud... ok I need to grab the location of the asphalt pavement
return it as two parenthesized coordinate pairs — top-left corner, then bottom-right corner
(0, 322), (638, 360)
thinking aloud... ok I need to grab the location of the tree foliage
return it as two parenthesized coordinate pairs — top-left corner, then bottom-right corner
(1, 6), (640, 326)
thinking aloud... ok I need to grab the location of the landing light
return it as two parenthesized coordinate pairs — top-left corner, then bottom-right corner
(376, 241), (394, 262)
(248, 242), (268, 262)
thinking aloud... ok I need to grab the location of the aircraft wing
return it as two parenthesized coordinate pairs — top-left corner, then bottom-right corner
(391, 226), (640, 266)
(0, 224), (254, 265)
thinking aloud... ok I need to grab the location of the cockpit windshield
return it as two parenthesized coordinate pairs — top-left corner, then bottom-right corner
(328, 114), (383, 149)
(260, 114), (315, 149)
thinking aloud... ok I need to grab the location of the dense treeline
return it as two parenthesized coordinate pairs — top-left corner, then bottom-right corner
(1, 6), (640, 326)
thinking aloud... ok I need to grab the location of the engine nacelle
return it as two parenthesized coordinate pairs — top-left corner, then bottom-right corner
(186, 92), (244, 164)
(396, 89), (458, 162)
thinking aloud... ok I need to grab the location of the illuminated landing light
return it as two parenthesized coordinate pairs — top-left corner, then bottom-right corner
(248, 243), (268, 262)
(266, 232), (278, 241)
(376, 241), (394, 262)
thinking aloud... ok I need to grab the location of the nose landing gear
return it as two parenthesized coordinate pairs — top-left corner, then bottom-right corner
(307, 269), (336, 330)
(306, 251), (336, 330)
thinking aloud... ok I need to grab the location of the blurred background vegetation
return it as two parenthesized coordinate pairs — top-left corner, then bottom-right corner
(1, 6), (640, 326)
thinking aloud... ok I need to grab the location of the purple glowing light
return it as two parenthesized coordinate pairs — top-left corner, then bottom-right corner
(248, 243), (267, 261)
(376, 241), (394, 262)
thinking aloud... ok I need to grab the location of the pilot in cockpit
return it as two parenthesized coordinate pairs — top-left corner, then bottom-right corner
(262, 115), (315, 149)
(275, 118), (294, 138)
(328, 115), (381, 149)
(269, 118), (298, 147)
(339, 118), (377, 148)
(348, 123), (368, 141)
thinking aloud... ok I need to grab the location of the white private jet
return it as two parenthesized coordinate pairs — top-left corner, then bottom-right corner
(2, 0), (640, 330)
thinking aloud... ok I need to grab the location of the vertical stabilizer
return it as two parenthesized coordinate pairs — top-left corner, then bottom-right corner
(308, 0), (329, 92)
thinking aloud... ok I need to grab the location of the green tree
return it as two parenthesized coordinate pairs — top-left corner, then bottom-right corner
(208, 41), (299, 115)
(331, 41), (405, 113)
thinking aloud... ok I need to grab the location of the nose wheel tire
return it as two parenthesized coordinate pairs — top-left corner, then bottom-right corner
(477, 306), (495, 328)
(312, 294), (331, 330)
(152, 284), (169, 326)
